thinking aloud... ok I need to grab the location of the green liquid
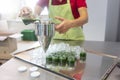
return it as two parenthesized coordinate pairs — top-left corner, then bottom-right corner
(22, 19), (38, 25)
(52, 56), (59, 66)
(60, 56), (67, 66)
(46, 55), (52, 64)
(67, 56), (75, 67)
(80, 52), (87, 61)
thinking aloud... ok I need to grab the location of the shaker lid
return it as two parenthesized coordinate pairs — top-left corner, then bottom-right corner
(30, 71), (40, 78)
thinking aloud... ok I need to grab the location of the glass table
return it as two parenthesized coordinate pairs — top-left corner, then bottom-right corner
(14, 40), (118, 80)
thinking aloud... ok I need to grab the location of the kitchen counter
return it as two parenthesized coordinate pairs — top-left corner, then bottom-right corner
(14, 47), (117, 80)
(0, 58), (67, 80)
(13, 40), (120, 80)
(83, 41), (120, 58)
(0, 40), (120, 80)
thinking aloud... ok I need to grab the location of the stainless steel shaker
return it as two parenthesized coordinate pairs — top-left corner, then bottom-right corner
(35, 20), (55, 52)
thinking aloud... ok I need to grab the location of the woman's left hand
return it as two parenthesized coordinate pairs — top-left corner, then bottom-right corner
(55, 16), (73, 34)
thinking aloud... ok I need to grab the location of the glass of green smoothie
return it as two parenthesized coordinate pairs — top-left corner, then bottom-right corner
(60, 56), (67, 67)
(46, 55), (52, 65)
(67, 56), (75, 67)
(52, 56), (59, 66)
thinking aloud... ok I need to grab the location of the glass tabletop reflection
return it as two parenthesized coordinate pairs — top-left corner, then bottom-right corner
(14, 40), (117, 80)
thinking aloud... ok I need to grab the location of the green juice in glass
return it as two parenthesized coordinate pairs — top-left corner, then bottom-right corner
(52, 56), (59, 66)
(60, 56), (67, 67)
(67, 56), (75, 67)
(46, 55), (52, 65)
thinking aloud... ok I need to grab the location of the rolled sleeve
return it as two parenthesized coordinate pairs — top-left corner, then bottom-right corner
(77, 0), (87, 8)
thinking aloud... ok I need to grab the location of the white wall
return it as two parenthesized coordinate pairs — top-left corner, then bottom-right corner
(7, 20), (35, 33)
(84, 0), (108, 41)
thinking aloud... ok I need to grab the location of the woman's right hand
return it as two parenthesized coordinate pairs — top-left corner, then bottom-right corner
(19, 7), (34, 18)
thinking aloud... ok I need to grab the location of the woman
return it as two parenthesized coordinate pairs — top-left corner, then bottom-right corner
(19, 0), (88, 41)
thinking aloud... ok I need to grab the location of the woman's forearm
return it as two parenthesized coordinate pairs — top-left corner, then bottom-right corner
(34, 4), (44, 16)
(71, 7), (88, 28)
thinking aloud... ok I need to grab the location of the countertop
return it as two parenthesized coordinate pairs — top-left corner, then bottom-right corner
(0, 58), (67, 80)
(83, 41), (120, 58)
(0, 40), (120, 80)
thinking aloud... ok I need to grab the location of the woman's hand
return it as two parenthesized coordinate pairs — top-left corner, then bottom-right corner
(55, 16), (74, 34)
(19, 7), (34, 18)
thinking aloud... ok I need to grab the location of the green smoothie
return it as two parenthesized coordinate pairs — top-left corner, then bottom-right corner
(67, 56), (75, 67)
(46, 55), (52, 65)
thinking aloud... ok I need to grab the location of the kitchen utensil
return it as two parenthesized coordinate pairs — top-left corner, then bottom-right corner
(35, 20), (55, 52)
